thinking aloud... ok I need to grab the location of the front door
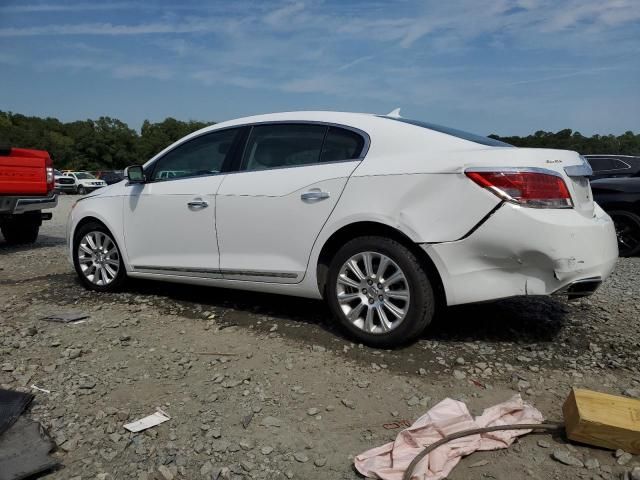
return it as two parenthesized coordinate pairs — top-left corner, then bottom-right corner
(123, 127), (241, 276)
(216, 123), (366, 283)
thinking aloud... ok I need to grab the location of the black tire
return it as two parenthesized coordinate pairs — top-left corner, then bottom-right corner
(0, 213), (40, 245)
(73, 221), (127, 292)
(77, 185), (86, 195)
(326, 236), (435, 347)
(609, 210), (640, 257)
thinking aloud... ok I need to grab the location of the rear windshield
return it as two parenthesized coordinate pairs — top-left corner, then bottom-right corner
(381, 116), (512, 147)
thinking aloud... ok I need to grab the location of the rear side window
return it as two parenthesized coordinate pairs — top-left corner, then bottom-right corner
(243, 124), (326, 171)
(151, 128), (239, 181)
(381, 116), (512, 147)
(242, 124), (367, 171)
(320, 127), (365, 162)
(587, 157), (622, 172)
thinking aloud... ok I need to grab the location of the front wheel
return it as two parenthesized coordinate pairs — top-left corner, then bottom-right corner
(609, 210), (640, 257)
(77, 186), (87, 195)
(73, 222), (126, 291)
(326, 236), (435, 347)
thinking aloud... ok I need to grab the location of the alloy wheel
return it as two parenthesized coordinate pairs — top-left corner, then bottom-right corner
(335, 251), (410, 334)
(77, 231), (120, 286)
(611, 212), (640, 256)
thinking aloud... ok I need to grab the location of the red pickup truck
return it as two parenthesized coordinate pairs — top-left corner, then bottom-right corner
(0, 147), (58, 244)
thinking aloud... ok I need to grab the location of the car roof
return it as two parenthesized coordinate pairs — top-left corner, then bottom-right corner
(144, 111), (510, 168)
(212, 111), (374, 127)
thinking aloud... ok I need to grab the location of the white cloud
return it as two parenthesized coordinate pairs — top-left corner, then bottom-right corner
(39, 56), (173, 81)
(113, 64), (172, 80)
(1, 0), (638, 135)
(337, 55), (375, 72)
(264, 1), (306, 27)
(0, 2), (138, 13)
(0, 20), (214, 37)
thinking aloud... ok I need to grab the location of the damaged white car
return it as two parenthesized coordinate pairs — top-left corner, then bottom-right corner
(67, 111), (618, 346)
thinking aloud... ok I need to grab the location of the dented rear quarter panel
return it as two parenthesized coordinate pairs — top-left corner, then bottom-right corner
(425, 203), (618, 305)
(324, 172), (500, 243)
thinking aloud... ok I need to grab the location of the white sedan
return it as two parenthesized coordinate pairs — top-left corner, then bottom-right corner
(67, 111), (618, 346)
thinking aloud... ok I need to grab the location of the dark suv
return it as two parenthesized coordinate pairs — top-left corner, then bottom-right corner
(95, 170), (124, 185)
(591, 177), (640, 257)
(584, 155), (640, 180)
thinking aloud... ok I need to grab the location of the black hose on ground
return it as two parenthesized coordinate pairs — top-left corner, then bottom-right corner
(401, 422), (565, 480)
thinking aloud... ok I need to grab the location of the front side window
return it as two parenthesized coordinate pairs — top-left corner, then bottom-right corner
(151, 128), (239, 181)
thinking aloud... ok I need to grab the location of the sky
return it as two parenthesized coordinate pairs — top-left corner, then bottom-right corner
(0, 0), (639, 136)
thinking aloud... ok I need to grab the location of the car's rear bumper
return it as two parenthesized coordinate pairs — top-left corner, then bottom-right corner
(424, 202), (618, 306)
(0, 193), (58, 214)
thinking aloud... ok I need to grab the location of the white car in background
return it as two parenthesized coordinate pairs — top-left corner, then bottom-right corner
(65, 171), (107, 195)
(66, 111), (618, 346)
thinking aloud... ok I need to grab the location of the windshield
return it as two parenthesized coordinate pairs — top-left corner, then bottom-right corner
(381, 117), (512, 147)
(75, 172), (95, 179)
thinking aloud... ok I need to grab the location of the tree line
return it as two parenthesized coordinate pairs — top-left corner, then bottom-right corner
(490, 129), (640, 155)
(0, 111), (211, 171)
(1, 110), (638, 171)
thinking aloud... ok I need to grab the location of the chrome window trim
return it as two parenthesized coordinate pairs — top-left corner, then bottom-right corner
(143, 120), (371, 181)
(237, 120), (370, 173)
(235, 120), (370, 161)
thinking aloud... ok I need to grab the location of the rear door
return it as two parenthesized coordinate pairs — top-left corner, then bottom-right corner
(123, 128), (241, 274)
(216, 123), (367, 283)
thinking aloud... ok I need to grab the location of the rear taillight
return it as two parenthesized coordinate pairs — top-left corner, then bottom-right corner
(45, 157), (54, 193)
(465, 169), (573, 209)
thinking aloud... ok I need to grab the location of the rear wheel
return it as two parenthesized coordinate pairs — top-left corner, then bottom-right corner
(0, 213), (41, 245)
(73, 222), (126, 291)
(609, 210), (640, 257)
(326, 236), (435, 347)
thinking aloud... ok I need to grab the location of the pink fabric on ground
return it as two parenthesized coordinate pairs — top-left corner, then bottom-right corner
(354, 394), (543, 480)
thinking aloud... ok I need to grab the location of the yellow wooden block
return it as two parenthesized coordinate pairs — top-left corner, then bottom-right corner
(563, 388), (640, 454)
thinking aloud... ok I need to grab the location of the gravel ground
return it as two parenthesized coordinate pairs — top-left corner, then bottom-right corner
(0, 195), (639, 480)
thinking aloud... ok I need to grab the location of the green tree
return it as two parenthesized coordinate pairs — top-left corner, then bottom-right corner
(0, 111), (212, 170)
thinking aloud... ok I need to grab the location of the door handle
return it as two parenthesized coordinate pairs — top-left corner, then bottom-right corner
(301, 189), (330, 201)
(187, 199), (209, 209)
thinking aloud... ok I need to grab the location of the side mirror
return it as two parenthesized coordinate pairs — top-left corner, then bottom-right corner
(125, 165), (145, 184)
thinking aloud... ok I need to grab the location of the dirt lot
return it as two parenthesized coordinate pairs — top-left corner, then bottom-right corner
(1, 195), (639, 480)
